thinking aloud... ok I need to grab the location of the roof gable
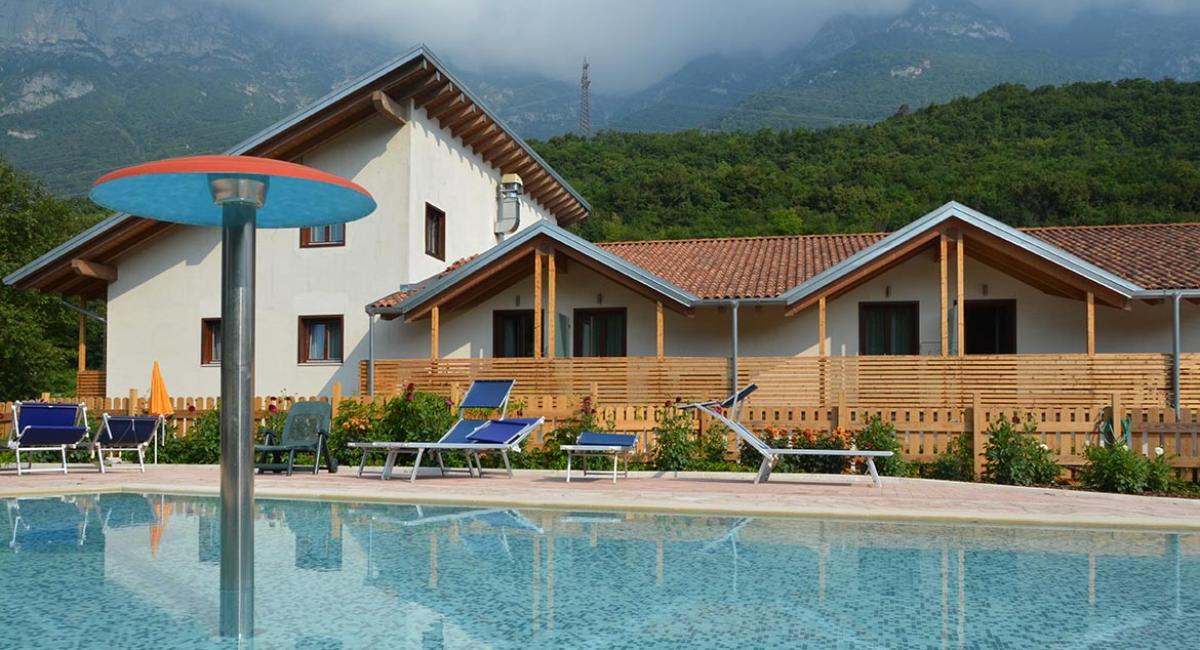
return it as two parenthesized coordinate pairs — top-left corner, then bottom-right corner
(777, 202), (1144, 311)
(370, 221), (698, 318)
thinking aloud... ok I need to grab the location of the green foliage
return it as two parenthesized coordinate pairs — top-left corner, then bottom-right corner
(652, 411), (698, 472)
(791, 427), (854, 474)
(698, 422), (732, 468)
(930, 431), (975, 482)
(1079, 443), (1179, 494)
(533, 80), (1200, 242)
(981, 416), (1061, 486)
(332, 391), (455, 467)
(513, 397), (612, 470)
(159, 410), (221, 464)
(854, 417), (911, 477)
(0, 160), (105, 400)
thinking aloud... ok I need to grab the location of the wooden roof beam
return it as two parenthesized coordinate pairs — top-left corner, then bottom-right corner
(412, 81), (453, 108)
(463, 125), (502, 152)
(480, 138), (517, 162)
(371, 90), (408, 127)
(425, 90), (465, 118)
(786, 231), (941, 315)
(439, 103), (477, 130)
(492, 148), (527, 171)
(457, 116), (493, 143)
(70, 259), (117, 282)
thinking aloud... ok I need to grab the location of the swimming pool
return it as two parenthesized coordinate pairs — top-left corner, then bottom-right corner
(2, 493), (1196, 649)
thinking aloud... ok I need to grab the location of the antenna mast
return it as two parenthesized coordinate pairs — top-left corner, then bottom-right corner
(579, 58), (591, 137)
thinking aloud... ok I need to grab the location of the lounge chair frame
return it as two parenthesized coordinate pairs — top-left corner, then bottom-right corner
(91, 413), (163, 473)
(6, 402), (90, 476)
(561, 432), (638, 483)
(683, 385), (893, 488)
(377, 417), (544, 482)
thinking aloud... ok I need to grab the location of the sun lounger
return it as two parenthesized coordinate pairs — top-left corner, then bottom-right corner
(350, 379), (538, 481)
(6, 402), (90, 475)
(561, 432), (638, 483)
(90, 414), (162, 473)
(255, 401), (336, 476)
(378, 417), (543, 481)
(8, 498), (90, 552)
(682, 384), (894, 487)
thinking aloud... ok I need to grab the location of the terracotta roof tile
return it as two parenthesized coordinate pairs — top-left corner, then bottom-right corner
(599, 234), (887, 299)
(370, 223), (1200, 309)
(1026, 223), (1200, 291)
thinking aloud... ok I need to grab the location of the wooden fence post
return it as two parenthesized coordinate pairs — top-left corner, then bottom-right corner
(41, 392), (51, 402)
(331, 383), (342, 420)
(971, 392), (985, 478)
(128, 388), (138, 415)
(449, 383), (462, 408)
(1110, 392), (1123, 446)
(589, 382), (599, 409)
(834, 391), (848, 432)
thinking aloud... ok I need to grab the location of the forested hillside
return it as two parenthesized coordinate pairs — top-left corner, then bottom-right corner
(0, 161), (104, 400)
(536, 80), (1200, 242)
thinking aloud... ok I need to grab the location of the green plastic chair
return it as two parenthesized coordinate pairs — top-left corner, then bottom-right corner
(254, 401), (337, 475)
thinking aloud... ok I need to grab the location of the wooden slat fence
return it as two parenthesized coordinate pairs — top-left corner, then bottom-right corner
(75, 370), (105, 399)
(364, 353), (1200, 408)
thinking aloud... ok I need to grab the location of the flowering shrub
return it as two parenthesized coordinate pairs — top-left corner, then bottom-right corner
(792, 427), (853, 474)
(853, 417), (911, 477)
(1079, 443), (1177, 494)
(512, 396), (612, 470)
(652, 410), (698, 472)
(330, 388), (455, 466)
(981, 416), (1061, 486)
(929, 431), (975, 481)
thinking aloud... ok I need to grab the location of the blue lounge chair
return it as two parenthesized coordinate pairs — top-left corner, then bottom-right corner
(561, 432), (638, 483)
(350, 379), (542, 481)
(8, 497), (90, 552)
(6, 402), (90, 475)
(682, 385), (894, 488)
(90, 414), (162, 473)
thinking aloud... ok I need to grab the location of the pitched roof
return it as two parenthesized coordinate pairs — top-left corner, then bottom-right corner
(370, 211), (1200, 312)
(598, 234), (886, 300)
(1028, 223), (1200, 291)
(5, 44), (589, 297)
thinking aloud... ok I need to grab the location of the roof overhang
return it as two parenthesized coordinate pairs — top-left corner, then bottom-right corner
(781, 201), (1142, 315)
(369, 221), (698, 321)
(4, 44), (590, 297)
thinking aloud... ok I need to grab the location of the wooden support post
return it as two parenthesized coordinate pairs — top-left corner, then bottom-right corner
(547, 252), (557, 359)
(940, 235), (949, 356)
(128, 388), (139, 416)
(533, 253), (543, 359)
(956, 238), (965, 357)
(1086, 292), (1095, 356)
(834, 391), (848, 432)
(655, 301), (664, 359)
(971, 392), (985, 478)
(77, 312), (87, 373)
(1111, 392), (1123, 445)
(430, 306), (440, 360)
(818, 296), (827, 356)
(330, 383), (342, 420)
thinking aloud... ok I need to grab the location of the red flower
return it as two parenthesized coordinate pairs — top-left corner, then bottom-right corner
(187, 404), (196, 412)
(268, 403), (278, 413)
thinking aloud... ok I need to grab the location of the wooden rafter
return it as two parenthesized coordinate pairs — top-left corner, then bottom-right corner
(787, 230), (941, 315)
(438, 103), (476, 129)
(425, 90), (464, 118)
(492, 148), (527, 171)
(70, 258), (117, 282)
(412, 80), (453, 107)
(371, 90), (408, 127)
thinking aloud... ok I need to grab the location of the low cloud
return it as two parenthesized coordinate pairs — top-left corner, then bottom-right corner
(214, 0), (1200, 93)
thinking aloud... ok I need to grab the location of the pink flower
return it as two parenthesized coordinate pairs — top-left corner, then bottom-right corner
(268, 403), (278, 413)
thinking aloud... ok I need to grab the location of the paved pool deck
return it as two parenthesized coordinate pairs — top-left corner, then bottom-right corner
(2, 464), (1198, 531)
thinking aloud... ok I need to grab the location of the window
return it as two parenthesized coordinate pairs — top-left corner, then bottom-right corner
(201, 318), (221, 365)
(493, 310), (535, 358)
(859, 302), (919, 355)
(300, 223), (345, 248)
(425, 203), (445, 260)
(574, 308), (627, 357)
(965, 300), (1017, 354)
(298, 316), (344, 363)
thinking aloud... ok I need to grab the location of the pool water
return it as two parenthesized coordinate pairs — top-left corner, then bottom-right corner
(2, 493), (1196, 649)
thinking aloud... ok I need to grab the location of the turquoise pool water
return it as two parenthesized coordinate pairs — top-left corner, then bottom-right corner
(2, 493), (1196, 649)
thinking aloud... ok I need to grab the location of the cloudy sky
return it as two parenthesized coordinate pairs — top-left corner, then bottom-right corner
(224, 0), (1199, 93)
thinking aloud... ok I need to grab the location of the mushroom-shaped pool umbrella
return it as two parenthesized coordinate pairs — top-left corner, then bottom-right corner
(90, 155), (375, 640)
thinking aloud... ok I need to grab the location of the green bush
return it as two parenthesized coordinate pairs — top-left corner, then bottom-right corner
(981, 416), (1061, 486)
(652, 410), (697, 472)
(740, 425), (790, 469)
(853, 417), (911, 477)
(513, 397), (612, 470)
(160, 409), (221, 464)
(930, 431), (975, 481)
(332, 389), (456, 467)
(697, 422), (734, 469)
(792, 427), (853, 474)
(1079, 443), (1178, 494)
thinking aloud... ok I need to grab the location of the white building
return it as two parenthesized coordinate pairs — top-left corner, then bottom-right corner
(6, 46), (590, 397)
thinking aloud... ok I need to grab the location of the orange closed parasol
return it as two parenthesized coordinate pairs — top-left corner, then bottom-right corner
(148, 361), (173, 463)
(148, 361), (174, 416)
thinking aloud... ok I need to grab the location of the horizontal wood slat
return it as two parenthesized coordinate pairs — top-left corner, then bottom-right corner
(75, 370), (106, 398)
(364, 353), (1199, 408)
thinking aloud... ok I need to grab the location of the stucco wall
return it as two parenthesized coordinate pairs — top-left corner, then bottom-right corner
(106, 107), (562, 398)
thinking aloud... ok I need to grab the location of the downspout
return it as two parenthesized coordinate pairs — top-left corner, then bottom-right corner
(1172, 292), (1181, 418)
(367, 312), (376, 396)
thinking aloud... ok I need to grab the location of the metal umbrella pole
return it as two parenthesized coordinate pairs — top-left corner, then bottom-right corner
(215, 184), (260, 641)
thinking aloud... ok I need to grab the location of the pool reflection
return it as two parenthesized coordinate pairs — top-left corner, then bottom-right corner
(1, 494), (1197, 649)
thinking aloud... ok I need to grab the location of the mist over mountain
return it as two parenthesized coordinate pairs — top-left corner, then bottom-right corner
(3, 0), (1200, 194)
